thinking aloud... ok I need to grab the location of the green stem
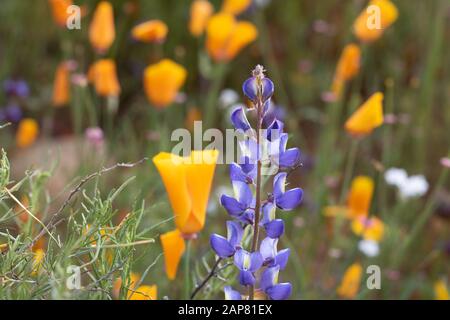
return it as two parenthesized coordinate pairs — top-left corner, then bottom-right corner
(339, 139), (359, 204)
(184, 239), (192, 299)
(204, 63), (227, 129)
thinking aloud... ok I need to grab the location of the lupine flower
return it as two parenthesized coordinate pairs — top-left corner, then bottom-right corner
(88, 59), (121, 97)
(384, 168), (429, 199)
(358, 239), (379, 257)
(48, 0), (73, 27)
(260, 203), (284, 238)
(89, 1), (115, 53)
(331, 44), (361, 98)
(351, 215), (384, 241)
(259, 237), (289, 269)
(345, 92), (384, 136)
(353, 0), (398, 43)
(189, 0), (214, 37)
(224, 286), (242, 300)
(52, 62), (71, 107)
(206, 12), (257, 62)
(222, 0), (252, 16)
(3, 79), (29, 98)
(131, 20), (168, 43)
(144, 59), (187, 108)
(129, 285), (158, 300)
(160, 229), (186, 280)
(16, 118), (39, 148)
(210, 221), (243, 258)
(337, 263), (362, 299)
(272, 172), (303, 210)
(2, 104), (23, 123)
(234, 249), (263, 286)
(260, 266), (292, 300)
(434, 280), (449, 300)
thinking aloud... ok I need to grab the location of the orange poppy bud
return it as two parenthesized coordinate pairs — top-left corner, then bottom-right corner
(89, 59), (121, 97)
(185, 107), (202, 131)
(347, 176), (374, 218)
(353, 0), (398, 43)
(222, 0), (252, 16)
(52, 62), (71, 107)
(131, 20), (168, 43)
(153, 150), (219, 235)
(189, 0), (214, 37)
(48, 0), (73, 27)
(129, 285), (158, 300)
(351, 216), (384, 241)
(206, 12), (257, 62)
(143, 59), (187, 108)
(331, 44), (361, 98)
(89, 1), (115, 53)
(160, 229), (186, 280)
(16, 118), (39, 148)
(337, 263), (362, 299)
(345, 92), (384, 136)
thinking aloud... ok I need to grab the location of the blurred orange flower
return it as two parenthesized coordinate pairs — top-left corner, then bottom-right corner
(434, 280), (449, 300)
(89, 1), (115, 53)
(353, 0), (398, 43)
(113, 272), (140, 298)
(206, 12), (257, 62)
(331, 44), (361, 98)
(32, 248), (45, 275)
(337, 263), (362, 299)
(52, 62), (71, 107)
(143, 59), (187, 108)
(129, 285), (158, 300)
(160, 229), (186, 280)
(345, 92), (384, 136)
(189, 0), (214, 37)
(351, 215), (384, 241)
(131, 20), (168, 43)
(347, 176), (374, 218)
(16, 118), (39, 148)
(48, 0), (72, 27)
(185, 107), (202, 131)
(222, 0), (252, 16)
(88, 59), (121, 97)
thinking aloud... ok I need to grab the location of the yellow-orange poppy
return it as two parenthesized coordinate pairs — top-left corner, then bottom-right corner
(222, 0), (252, 16)
(345, 92), (384, 136)
(89, 1), (115, 53)
(88, 59), (121, 97)
(206, 12), (257, 62)
(160, 229), (186, 280)
(16, 119), (39, 148)
(353, 0), (398, 43)
(129, 285), (158, 300)
(32, 248), (45, 275)
(351, 215), (384, 241)
(113, 272), (140, 298)
(331, 44), (361, 98)
(52, 62), (71, 107)
(143, 59), (187, 108)
(185, 107), (202, 131)
(189, 0), (214, 37)
(337, 263), (362, 299)
(434, 280), (449, 300)
(131, 20), (168, 43)
(48, 0), (73, 27)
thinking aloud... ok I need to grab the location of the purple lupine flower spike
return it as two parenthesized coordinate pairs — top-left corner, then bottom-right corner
(260, 266), (292, 300)
(220, 180), (254, 217)
(234, 249), (263, 286)
(210, 221), (243, 258)
(260, 203), (285, 238)
(272, 172), (303, 211)
(242, 77), (274, 104)
(231, 107), (252, 132)
(260, 237), (290, 270)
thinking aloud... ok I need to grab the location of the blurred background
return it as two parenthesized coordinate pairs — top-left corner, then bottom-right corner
(0, 0), (449, 300)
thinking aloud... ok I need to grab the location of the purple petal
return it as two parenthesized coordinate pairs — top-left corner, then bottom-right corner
(266, 283), (292, 300)
(231, 107), (251, 132)
(232, 180), (253, 207)
(260, 266), (280, 291)
(276, 188), (303, 211)
(242, 77), (258, 102)
(224, 286), (242, 300)
(249, 252), (263, 272)
(220, 195), (247, 216)
(274, 248), (290, 270)
(210, 234), (235, 258)
(279, 148), (301, 168)
(238, 270), (255, 286)
(226, 221), (243, 248)
(264, 219), (285, 239)
(266, 119), (284, 141)
(230, 163), (248, 183)
(233, 249), (247, 270)
(238, 209), (255, 225)
(260, 202), (276, 226)
(261, 78), (274, 102)
(273, 172), (287, 199)
(260, 237), (277, 261)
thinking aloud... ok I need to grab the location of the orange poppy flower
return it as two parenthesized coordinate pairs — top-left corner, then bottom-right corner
(89, 1), (115, 53)
(48, 0), (73, 27)
(222, 0), (252, 16)
(16, 119), (39, 148)
(206, 12), (257, 62)
(189, 0), (214, 37)
(353, 0), (398, 43)
(131, 20), (168, 43)
(434, 280), (449, 300)
(185, 107), (202, 131)
(129, 285), (158, 300)
(351, 215), (384, 241)
(160, 229), (186, 281)
(331, 44), (361, 98)
(337, 263), (362, 299)
(88, 59), (121, 97)
(143, 59), (187, 108)
(345, 92), (384, 136)
(113, 272), (140, 298)
(52, 62), (71, 107)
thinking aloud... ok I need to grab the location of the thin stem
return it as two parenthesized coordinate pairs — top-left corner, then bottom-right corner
(190, 258), (222, 300)
(184, 239), (192, 299)
(339, 139), (359, 204)
(204, 63), (227, 129)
